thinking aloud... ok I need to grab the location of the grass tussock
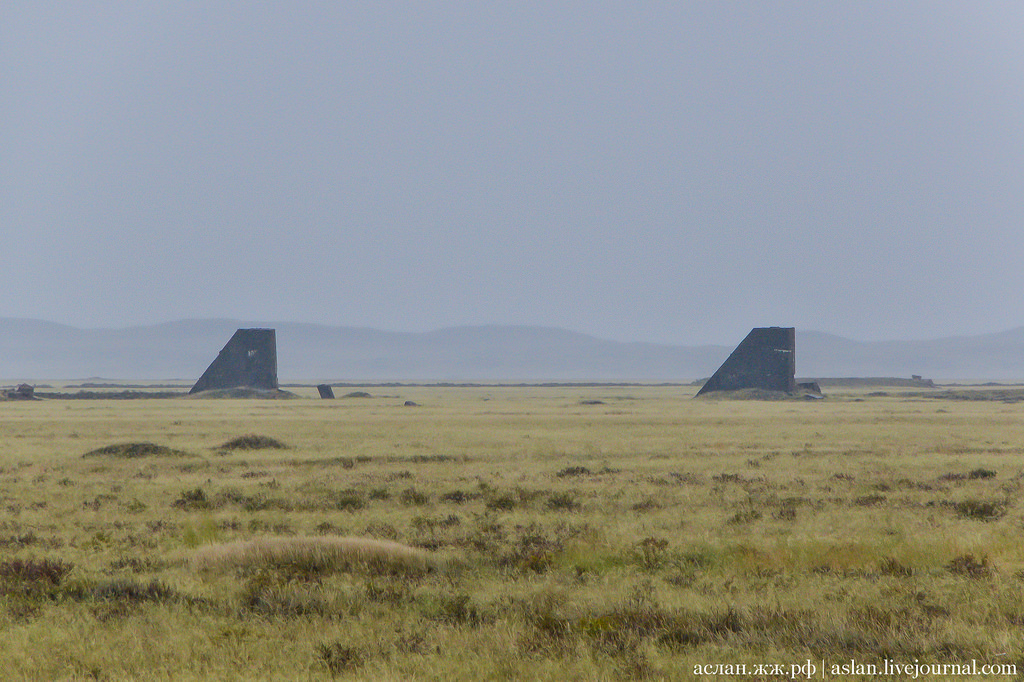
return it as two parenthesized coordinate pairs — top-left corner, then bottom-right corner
(191, 536), (433, 577)
(82, 442), (191, 458)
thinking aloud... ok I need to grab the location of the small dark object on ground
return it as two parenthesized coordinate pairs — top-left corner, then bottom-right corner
(218, 434), (288, 451)
(404, 400), (419, 407)
(579, 399), (605, 405)
(556, 466), (591, 478)
(343, 391), (372, 399)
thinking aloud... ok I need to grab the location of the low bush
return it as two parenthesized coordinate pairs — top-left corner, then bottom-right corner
(331, 490), (366, 511)
(217, 435), (288, 451)
(546, 492), (581, 512)
(400, 487), (431, 506)
(316, 642), (364, 675)
(0, 558), (74, 587)
(82, 442), (190, 458)
(947, 554), (993, 579)
(951, 499), (1005, 521)
(172, 488), (211, 510)
(440, 490), (477, 504)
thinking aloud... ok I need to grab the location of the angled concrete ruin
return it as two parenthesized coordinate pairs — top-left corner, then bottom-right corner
(316, 384), (335, 399)
(189, 329), (278, 395)
(696, 327), (796, 396)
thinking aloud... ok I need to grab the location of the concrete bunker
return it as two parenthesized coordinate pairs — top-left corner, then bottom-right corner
(696, 327), (797, 397)
(189, 329), (278, 395)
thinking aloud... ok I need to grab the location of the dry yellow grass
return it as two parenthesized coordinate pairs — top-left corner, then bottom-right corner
(1, 384), (1023, 679)
(192, 536), (432, 574)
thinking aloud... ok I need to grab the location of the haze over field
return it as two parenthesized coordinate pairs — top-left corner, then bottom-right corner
(3, 3), (1023, 347)
(2, 318), (1023, 383)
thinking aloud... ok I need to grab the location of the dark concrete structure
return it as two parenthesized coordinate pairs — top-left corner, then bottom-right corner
(1, 384), (37, 400)
(696, 327), (796, 396)
(189, 329), (278, 394)
(316, 384), (335, 399)
(796, 380), (822, 394)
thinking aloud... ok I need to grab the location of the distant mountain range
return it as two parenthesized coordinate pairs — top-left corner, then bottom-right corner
(1, 318), (1022, 383)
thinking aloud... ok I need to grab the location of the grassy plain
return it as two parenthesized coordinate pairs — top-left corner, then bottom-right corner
(2, 385), (1024, 680)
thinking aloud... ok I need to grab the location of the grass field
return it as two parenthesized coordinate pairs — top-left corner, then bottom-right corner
(2, 385), (1024, 680)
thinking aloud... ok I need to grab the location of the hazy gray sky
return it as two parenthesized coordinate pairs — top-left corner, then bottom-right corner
(3, 2), (1023, 345)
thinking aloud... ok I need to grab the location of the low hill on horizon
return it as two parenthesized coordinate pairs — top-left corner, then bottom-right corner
(1, 318), (1022, 383)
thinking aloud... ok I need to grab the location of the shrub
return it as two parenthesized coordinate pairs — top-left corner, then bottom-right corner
(91, 579), (179, 604)
(556, 466), (591, 478)
(726, 509), (762, 524)
(241, 571), (328, 616)
(952, 499), (1005, 521)
(486, 494), (518, 511)
(331, 490), (365, 511)
(773, 503), (797, 521)
(400, 454), (459, 464)
(947, 554), (993, 579)
(82, 442), (189, 458)
(879, 557), (913, 577)
(217, 435), (288, 451)
(368, 487), (390, 500)
(172, 488), (211, 510)
(364, 522), (399, 541)
(400, 487), (430, 506)
(0, 558), (74, 587)
(631, 498), (661, 513)
(546, 492), (581, 512)
(421, 592), (480, 626)
(440, 490), (476, 504)
(315, 642), (364, 675)
(632, 537), (669, 571)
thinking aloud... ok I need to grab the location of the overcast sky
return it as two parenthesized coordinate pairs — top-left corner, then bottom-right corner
(3, 2), (1022, 345)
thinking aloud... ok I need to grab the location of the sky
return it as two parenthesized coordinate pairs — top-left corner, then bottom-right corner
(3, 2), (1023, 346)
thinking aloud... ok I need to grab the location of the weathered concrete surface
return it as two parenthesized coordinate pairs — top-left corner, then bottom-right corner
(316, 384), (335, 399)
(189, 329), (278, 394)
(696, 327), (795, 396)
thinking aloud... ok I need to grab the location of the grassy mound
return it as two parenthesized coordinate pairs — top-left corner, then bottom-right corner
(694, 388), (820, 401)
(217, 434), (288, 451)
(187, 388), (297, 399)
(82, 442), (191, 458)
(192, 536), (432, 576)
